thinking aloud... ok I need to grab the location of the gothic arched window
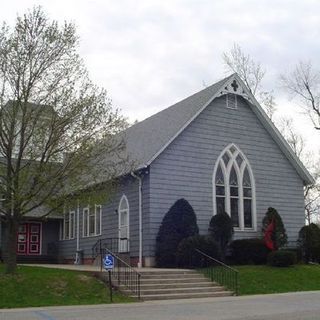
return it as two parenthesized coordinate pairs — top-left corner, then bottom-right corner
(213, 144), (256, 230)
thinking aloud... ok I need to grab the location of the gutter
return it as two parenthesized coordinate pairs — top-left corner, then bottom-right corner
(131, 171), (143, 268)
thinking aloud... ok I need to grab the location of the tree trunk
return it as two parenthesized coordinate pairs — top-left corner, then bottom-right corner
(4, 218), (18, 274)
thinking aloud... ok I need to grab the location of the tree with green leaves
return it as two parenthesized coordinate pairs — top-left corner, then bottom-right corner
(262, 207), (288, 250)
(0, 7), (128, 273)
(155, 198), (199, 267)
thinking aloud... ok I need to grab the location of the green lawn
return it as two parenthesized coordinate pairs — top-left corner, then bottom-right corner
(0, 264), (134, 308)
(237, 264), (320, 295)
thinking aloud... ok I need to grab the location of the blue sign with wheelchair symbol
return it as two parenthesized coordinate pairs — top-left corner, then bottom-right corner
(103, 254), (114, 270)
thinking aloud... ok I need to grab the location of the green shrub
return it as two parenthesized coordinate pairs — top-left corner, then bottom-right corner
(176, 235), (220, 268)
(267, 250), (297, 267)
(209, 212), (233, 259)
(229, 238), (271, 265)
(298, 224), (320, 263)
(262, 207), (288, 249)
(285, 248), (303, 263)
(155, 198), (199, 267)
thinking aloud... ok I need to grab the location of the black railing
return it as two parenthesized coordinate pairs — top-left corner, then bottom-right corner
(102, 247), (141, 300)
(195, 249), (239, 295)
(92, 237), (130, 261)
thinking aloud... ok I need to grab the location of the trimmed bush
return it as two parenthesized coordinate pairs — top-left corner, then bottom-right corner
(176, 235), (220, 268)
(262, 207), (287, 249)
(209, 212), (233, 259)
(267, 250), (297, 267)
(229, 238), (271, 265)
(298, 223), (320, 263)
(155, 199), (199, 267)
(285, 248), (303, 263)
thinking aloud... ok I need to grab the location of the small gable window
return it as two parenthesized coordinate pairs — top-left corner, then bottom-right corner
(213, 144), (256, 230)
(226, 93), (237, 109)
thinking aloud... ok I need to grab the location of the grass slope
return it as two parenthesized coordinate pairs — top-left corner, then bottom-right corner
(0, 264), (133, 308)
(237, 265), (320, 295)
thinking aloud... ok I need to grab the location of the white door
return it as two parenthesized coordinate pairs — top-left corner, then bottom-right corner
(118, 195), (129, 252)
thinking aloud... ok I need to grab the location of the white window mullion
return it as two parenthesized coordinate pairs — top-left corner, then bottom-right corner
(225, 173), (231, 216)
(239, 176), (244, 231)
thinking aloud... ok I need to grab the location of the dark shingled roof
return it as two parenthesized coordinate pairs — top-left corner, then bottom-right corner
(122, 75), (233, 169)
(117, 73), (314, 185)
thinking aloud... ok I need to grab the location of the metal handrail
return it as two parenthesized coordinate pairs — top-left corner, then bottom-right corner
(92, 237), (129, 261)
(195, 249), (239, 295)
(102, 247), (141, 300)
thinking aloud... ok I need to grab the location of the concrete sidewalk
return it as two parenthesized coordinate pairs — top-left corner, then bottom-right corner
(19, 263), (192, 273)
(1, 291), (320, 320)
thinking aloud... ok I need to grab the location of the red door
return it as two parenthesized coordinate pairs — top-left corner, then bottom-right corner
(17, 223), (41, 255)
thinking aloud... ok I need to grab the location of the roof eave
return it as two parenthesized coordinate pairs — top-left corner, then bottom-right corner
(233, 74), (315, 186)
(144, 73), (314, 186)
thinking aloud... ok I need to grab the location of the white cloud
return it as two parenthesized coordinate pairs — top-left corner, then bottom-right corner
(1, 0), (320, 150)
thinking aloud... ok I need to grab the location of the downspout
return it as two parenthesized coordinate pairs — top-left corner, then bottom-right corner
(74, 200), (80, 264)
(131, 172), (143, 268)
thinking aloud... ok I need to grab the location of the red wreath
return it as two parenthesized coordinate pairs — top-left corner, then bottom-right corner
(264, 218), (275, 251)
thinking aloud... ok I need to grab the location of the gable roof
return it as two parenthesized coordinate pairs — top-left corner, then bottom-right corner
(122, 73), (314, 185)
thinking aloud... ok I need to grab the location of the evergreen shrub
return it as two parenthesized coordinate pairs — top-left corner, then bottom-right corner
(208, 212), (233, 259)
(229, 238), (271, 265)
(298, 223), (320, 263)
(155, 198), (199, 267)
(262, 207), (288, 249)
(176, 235), (220, 268)
(267, 250), (297, 267)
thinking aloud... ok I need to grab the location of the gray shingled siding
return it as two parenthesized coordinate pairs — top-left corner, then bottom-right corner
(147, 95), (304, 257)
(58, 175), (147, 260)
(57, 94), (305, 262)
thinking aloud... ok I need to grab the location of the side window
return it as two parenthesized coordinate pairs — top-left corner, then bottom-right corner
(83, 207), (89, 237)
(82, 205), (102, 237)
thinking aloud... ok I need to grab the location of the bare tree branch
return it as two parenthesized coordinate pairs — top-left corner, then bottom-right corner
(222, 43), (276, 120)
(280, 61), (320, 130)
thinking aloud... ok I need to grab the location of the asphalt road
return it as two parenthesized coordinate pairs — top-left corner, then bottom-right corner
(1, 291), (320, 320)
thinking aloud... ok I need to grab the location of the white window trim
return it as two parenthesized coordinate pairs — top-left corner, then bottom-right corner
(69, 211), (75, 239)
(212, 143), (257, 231)
(82, 207), (90, 238)
(62, 210), (76, 240)
(118, 195), (130, 252)
(95, 204), (102, 236)
(82, 205), (102, 238)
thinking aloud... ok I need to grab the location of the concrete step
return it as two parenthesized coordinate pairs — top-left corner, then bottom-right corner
(138, 270), (197, 275)
(126, 286), (226, 296)
(140, 277), (210, 284)
(140, 282), (216, 289)
(133, 291), (234, 301)
(113, 268), (234, 301)
(140, 273), (205, 280)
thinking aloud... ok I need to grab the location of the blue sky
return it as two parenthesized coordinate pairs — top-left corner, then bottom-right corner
(1, 0), (320, 151)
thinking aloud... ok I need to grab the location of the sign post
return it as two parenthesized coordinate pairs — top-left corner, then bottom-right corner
(103, 254), (114, 303)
